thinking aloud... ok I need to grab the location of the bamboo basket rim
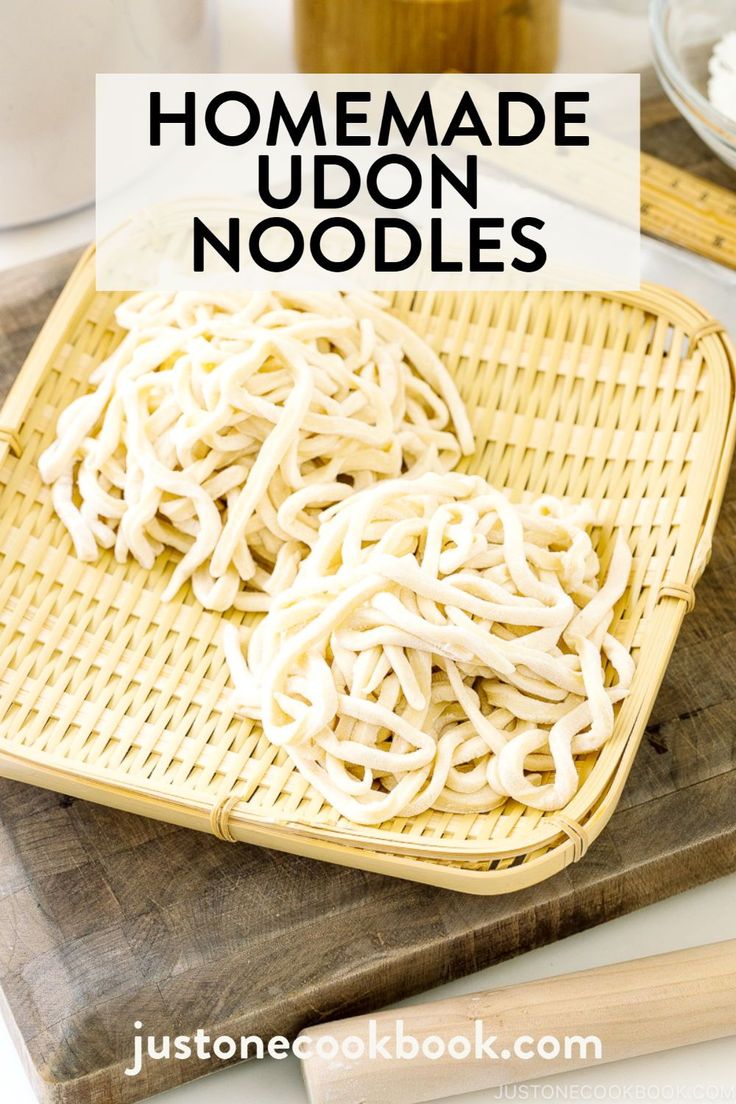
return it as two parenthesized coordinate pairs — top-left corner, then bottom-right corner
(0, 244), (733, 893)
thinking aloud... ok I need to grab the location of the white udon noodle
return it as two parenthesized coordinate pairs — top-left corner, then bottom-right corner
(38, 291), (473, 611)
(224, 472), (635, 823)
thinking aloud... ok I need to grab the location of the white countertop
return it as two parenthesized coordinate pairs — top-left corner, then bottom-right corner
(1, 2), (734, 1102)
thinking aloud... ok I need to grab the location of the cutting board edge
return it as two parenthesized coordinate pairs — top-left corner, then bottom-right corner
(15, 766), (736, 1103)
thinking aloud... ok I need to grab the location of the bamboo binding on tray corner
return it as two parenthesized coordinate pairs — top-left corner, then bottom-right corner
(0, 249), (733, 894)
(0, 427), (22, 457)
(691, 320), (728, 344)
(210, 790), (247, 843)
(546, 814), (590, 863)
(658, 582), (696, 613)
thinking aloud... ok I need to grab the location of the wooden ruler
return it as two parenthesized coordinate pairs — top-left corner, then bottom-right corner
(641, 152), (736, 270)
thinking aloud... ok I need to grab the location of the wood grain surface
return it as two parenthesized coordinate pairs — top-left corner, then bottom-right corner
(300, 941), (736, 1104)
(0, 100), (735, 1104)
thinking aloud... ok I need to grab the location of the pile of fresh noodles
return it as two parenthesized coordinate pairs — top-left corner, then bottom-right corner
(40, 290), (635, 825)
(224, 473), (634, 822)
(39, 290), (473, 611)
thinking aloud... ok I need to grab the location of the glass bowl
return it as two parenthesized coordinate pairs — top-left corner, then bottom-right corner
(651, 0), (736, 171)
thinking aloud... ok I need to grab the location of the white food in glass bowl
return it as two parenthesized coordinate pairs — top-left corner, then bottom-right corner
(708, 32), (736, 123)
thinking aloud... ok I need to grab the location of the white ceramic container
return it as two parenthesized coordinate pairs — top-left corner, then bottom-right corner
(0, 0), (216, 228)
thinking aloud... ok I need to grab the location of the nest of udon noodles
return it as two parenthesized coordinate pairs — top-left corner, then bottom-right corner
(38, 291), (472, 611)
(224, 472), (635, 824)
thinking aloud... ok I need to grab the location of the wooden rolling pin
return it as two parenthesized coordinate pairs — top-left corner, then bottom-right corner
(299, 940), (736, 1104)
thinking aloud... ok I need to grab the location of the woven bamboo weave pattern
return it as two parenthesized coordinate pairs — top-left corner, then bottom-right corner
(0, 249), (733, 893)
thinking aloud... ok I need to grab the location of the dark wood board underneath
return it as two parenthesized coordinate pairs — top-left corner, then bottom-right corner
(1, 98), (736, 1104)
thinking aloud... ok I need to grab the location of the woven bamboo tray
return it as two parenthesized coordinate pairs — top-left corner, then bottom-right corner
(0, 247), (733, 895)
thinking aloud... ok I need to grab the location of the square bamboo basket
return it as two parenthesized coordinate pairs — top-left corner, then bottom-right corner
(0, 247), (733, 894)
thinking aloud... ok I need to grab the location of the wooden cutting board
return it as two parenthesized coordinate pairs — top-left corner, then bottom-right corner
(2, 99), (736, 1104)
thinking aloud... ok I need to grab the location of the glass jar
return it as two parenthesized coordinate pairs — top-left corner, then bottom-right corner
(294, 0), (560, 74)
